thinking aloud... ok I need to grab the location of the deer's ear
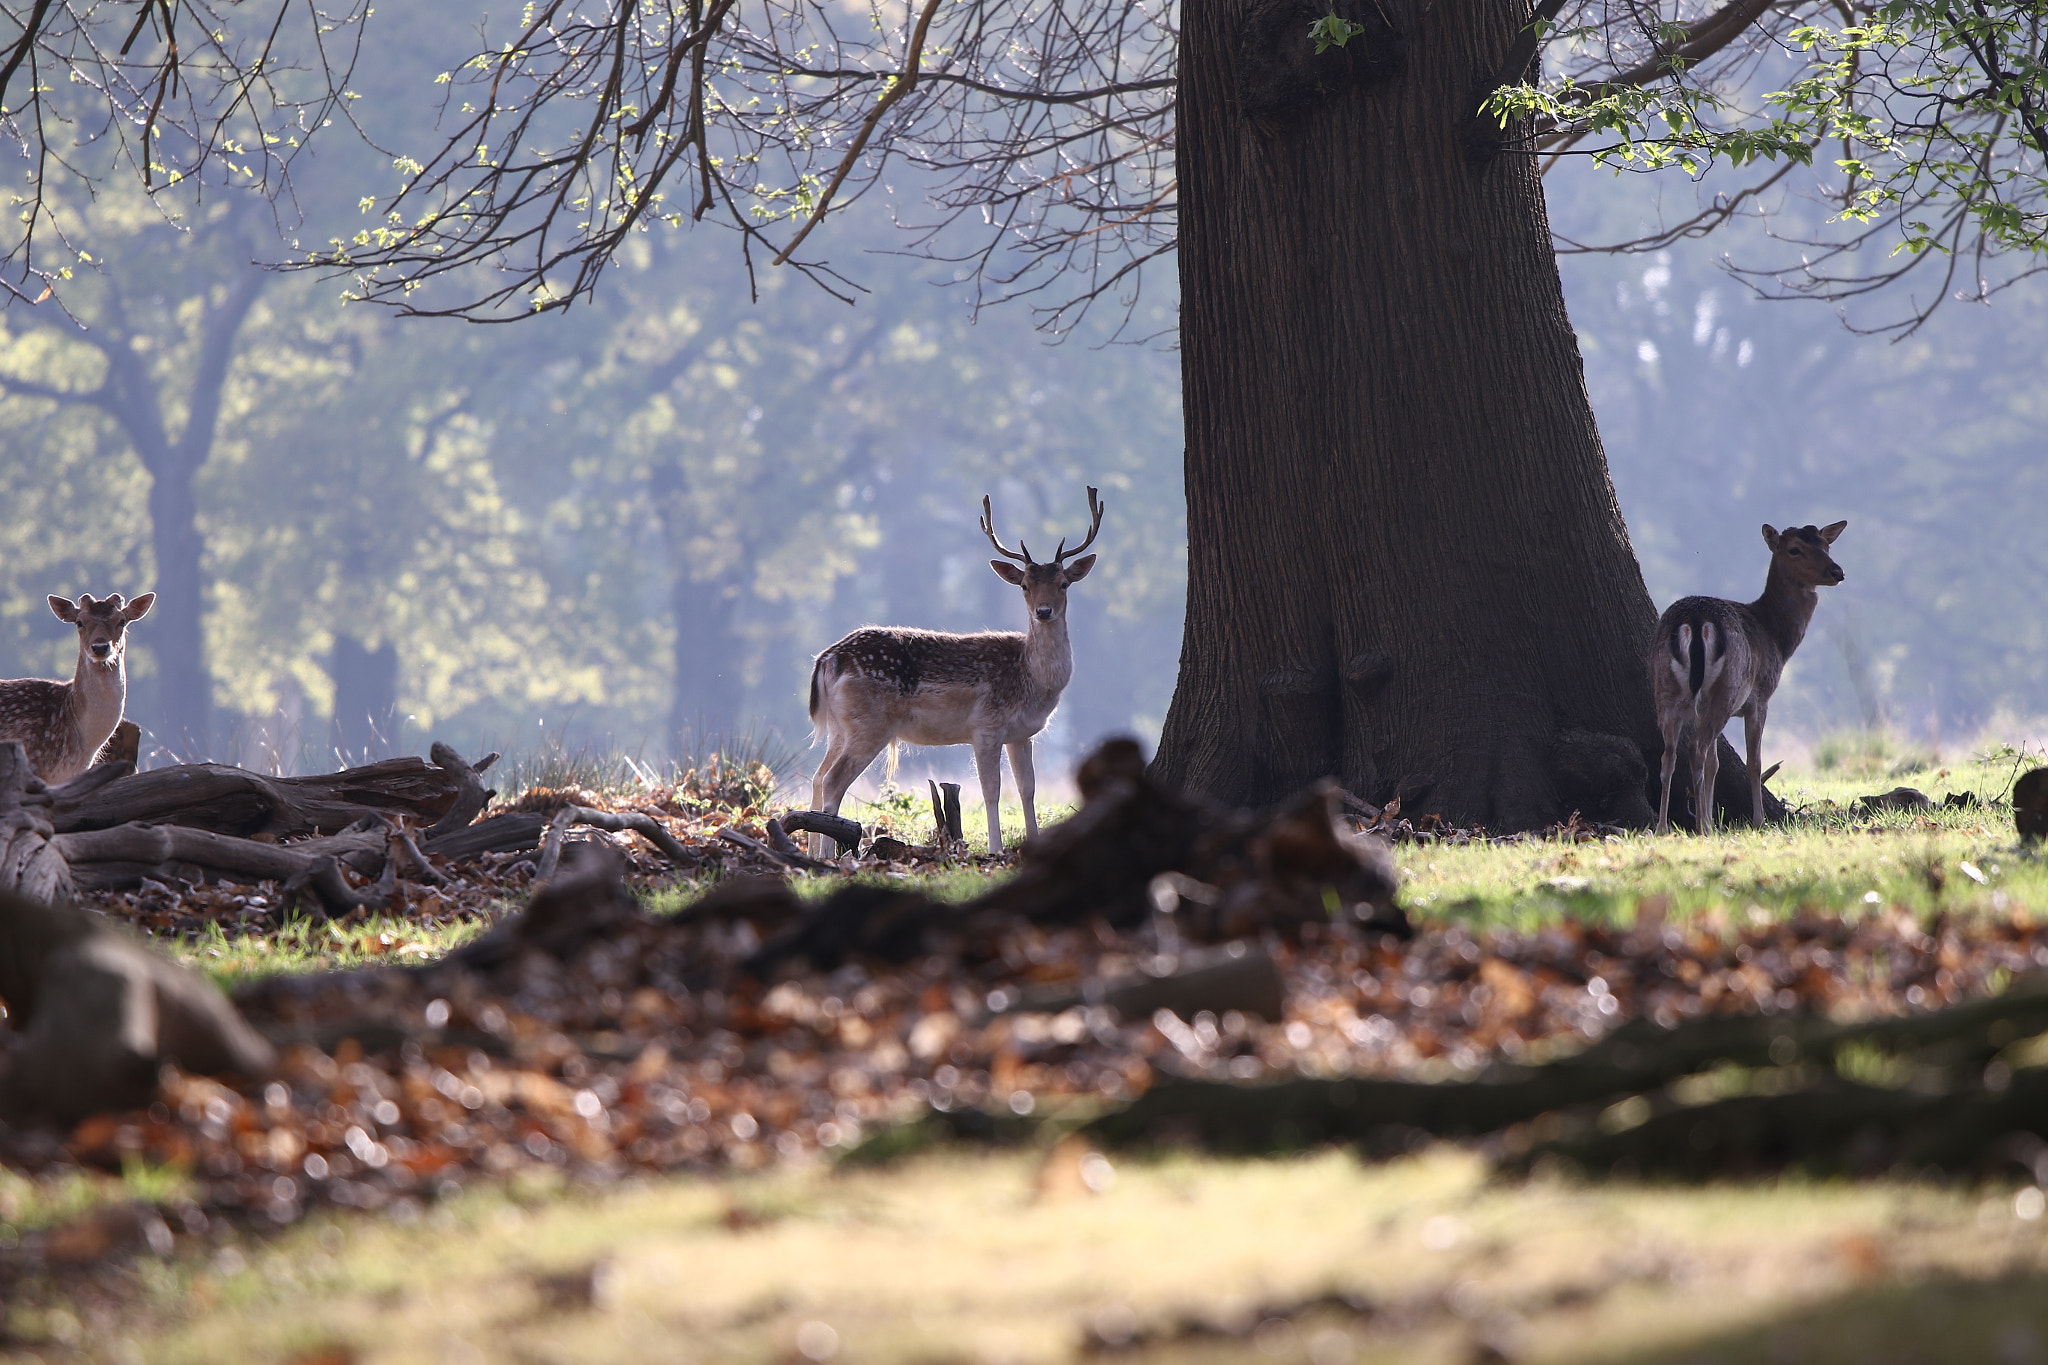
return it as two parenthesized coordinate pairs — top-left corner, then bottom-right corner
(1819, 520), (1847, 544)
(990, 560), (1027, 587)
(1062, 554), (1096, 584)
(48, 595), (79, 623)
(1760, 524), (1781, 551)
(123, 592), (156, 622)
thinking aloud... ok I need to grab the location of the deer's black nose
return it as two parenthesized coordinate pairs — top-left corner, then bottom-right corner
(90, 641), (112, 658)
(1828, 566), (1845, 584)
(1035, 607), (1054, 621)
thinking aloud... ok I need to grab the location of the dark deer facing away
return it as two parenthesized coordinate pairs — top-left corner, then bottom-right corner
(1652, 522), (1846, 833)
(808, 488), (1104, 855)
(0, 593), (156, 785)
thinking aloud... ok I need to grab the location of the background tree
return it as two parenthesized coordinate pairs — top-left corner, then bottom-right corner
(0, 189), (267, 753)
(6, 0), (2046, 812)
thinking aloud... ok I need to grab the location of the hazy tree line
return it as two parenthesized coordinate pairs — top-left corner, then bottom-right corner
(0, 4), (2041, 780)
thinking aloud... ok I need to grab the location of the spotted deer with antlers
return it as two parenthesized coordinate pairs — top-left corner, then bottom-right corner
(0, 592), (156, 785)
(1652, 522), (1846, 834)
(806, 488), (1104, 855)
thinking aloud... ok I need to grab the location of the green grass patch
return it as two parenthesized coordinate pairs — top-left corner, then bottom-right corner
(160, 913), (498, 991)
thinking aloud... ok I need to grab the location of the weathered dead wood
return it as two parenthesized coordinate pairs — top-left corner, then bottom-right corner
(777, 810), (864, 856)
(533, 808), (577, 883)
(421, 810), (550, 859)
(0, 742), (75, 903)
(718, 823), (835, 872)
(413, 804), (700, 870)
(928, 780), (964, 843)
(422, 742), (500, 839)
(0, 886), (275, 1125)
(386, 823), (450, 886)
(93, 718), (141, 770)
(49, 821), (385, 916)
(562, 806), (696, 868)
(46, 757), (136, 806)
(51, 751), (482, 839)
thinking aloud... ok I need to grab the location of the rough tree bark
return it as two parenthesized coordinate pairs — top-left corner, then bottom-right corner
(1152, 0), (1758, 830)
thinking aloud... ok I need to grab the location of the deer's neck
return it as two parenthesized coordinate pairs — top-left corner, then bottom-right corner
(1749, 563), (1819, 661)
(1021, 616), (1074, 696)
(69, 648), (128, 740)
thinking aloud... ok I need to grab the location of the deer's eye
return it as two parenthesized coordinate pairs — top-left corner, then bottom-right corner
(1788, 546), (1802, 555)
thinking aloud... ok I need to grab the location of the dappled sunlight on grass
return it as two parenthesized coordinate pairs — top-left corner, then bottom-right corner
(1407, 751), (2044, 933)
(103, 1147), (2048, 1365)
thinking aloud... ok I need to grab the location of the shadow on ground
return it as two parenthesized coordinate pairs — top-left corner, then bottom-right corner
(1604, 1270), (2048, 1365)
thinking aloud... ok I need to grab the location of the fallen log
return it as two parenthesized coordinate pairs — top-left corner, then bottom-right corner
(0, 745), (73, 904)
(778, 810), (864, 857)
(50, 746), (488, 839)
(51, 821), (388, 916)
(421, 810), (550, 859)
(414, 805), (702, 871)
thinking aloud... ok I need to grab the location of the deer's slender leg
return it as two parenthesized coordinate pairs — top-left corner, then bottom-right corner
(1744, 700), (1770, 827)
(1656, 710), (1684, 835)
(1695, 728), (1722, 835)
(1007, 740), (1037, 842)
(810, 733), (884, 858)
(973, 737), (1006, 854)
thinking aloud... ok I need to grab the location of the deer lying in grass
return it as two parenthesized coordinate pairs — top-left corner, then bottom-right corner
(807, 488), (1104, 855)
(0, 593), (155, 785)
(1652, 522), (1846, 833)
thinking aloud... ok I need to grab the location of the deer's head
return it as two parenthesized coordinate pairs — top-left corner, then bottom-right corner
(49, 592), (155, 666)
(982, 486), (1104, 625)
(1762, 521), (1847, 588)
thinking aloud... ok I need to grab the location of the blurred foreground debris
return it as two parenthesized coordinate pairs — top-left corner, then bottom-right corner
(2018, 767), (2047, 843)
(1088, 968), (2048, 1178)
(0, 887), (273, 1125)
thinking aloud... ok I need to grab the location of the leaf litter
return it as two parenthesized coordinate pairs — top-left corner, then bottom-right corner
(4, 761), (2047, 1276)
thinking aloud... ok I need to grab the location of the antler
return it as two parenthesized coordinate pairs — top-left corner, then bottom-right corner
(1052, 486), (1105, 564)
(980, 494), (1032, 563)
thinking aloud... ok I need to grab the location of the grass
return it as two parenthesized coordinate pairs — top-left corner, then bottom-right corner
(33, 1145), (2048, 1365)
(158, 913), (498, 993)
(1408, 747), (2045, 932)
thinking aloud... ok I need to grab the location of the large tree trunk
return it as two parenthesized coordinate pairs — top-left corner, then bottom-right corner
(1154, 0), (1683, 829)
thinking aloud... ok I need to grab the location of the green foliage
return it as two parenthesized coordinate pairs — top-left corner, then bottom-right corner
(1308, 11), (1367, 54)
(1485, 2), (2048, 268)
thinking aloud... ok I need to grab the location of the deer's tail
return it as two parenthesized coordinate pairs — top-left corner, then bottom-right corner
(807, 653), (830, 745)
(1669, 618), (1724, 708)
